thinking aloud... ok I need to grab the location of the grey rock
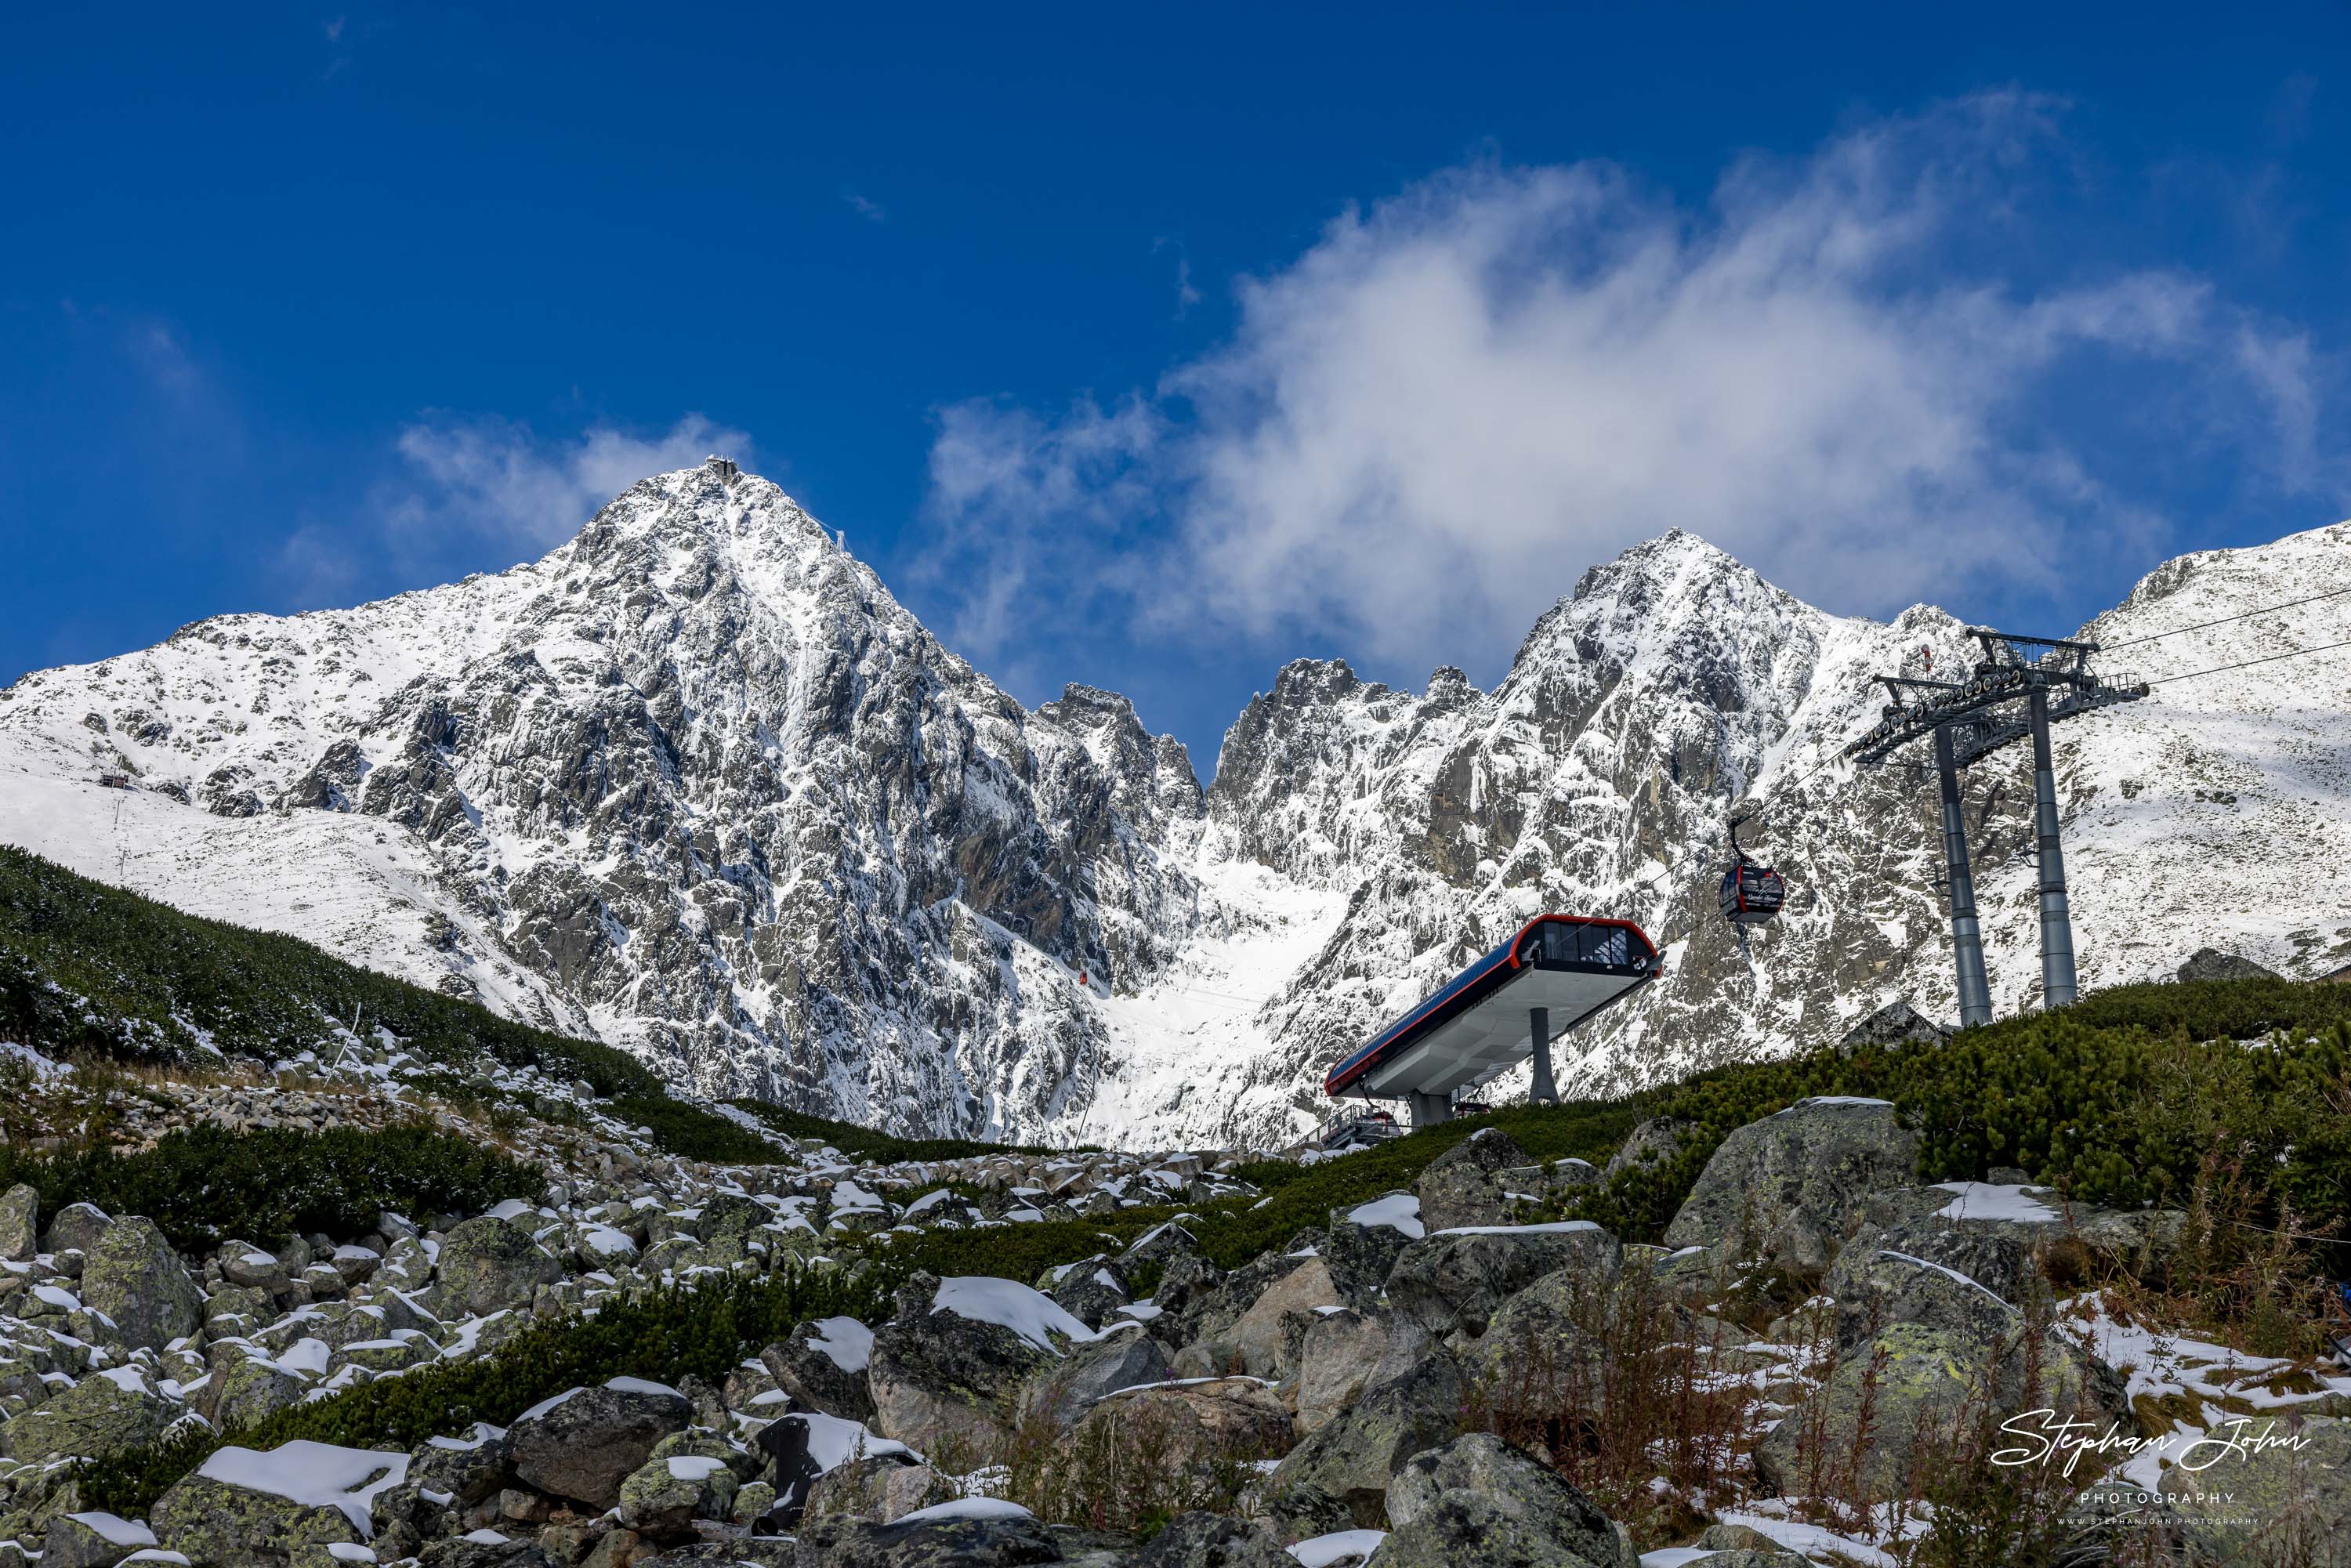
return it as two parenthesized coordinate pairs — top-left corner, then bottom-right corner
(695, 1193), (769, 1267)
(2070, 1412), (2351, 1566)
(1018, 1327), (1169, 1432)
(508, 1382), (693, 1509)
(150, 1471), (364, 1566)
(1840, 1000), (1951, 1048)
(219, 1239), (290, 1291)
(788, 1510), (1066, 1566)
(401, 1424), (513, 1508)
(2178, 947), (2281, 983)
(1383, 1434), (1635, 1567)
(1075, 1378), (1291, 1472)
(0, 1186), (38, 1262)
(1045, 1256), (1130, 1331)
(82, 1215), (205, 1352)
(1415, 1128), (1531, 1233)
(616, 1442), (737, 1541)
(1, 1371), (172, 1461)
(1835, 1184), (2186, 1304)
(1822, 1244), (2023, 1356)
(436, 1216), (565, 1318)
(1268, 1345), (1465, 1529)
(1462, 1266), (1619, 1412)
(868, 1278), (1058, 1455)
(1753, 1252), (2128, 1498)
(1663, 1096), (1920, 1274)
(212, 1356), (310, 1429)
(1385, 1223), (1621, 1338)
(1294, 1308), (1391, 1435)
(1601, 1117), (1688, 1181)
(763, 1317), (880, 1423)
(42, 1512), (155, 1568)
(46, 1203), (111, 1259)
(1322, 1199), (1414, 1310)
(1225, 1255), (1339, 1380)
(1121, 1222), (1202, 1273)
(794, 1454), (934, 1527)
(1126, 1510), (1291, 1567)
(757, 1411), (918, 1526)
(416, 1537), (555, 1568)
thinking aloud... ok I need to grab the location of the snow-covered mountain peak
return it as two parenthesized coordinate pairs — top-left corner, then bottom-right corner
(5, 479), (2346, 1150)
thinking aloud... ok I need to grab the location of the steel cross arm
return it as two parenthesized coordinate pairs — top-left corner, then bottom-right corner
(1964, 625), (2100, 654)
(1846, 664), (2134, 766)
(1947, 682), (2151, 767)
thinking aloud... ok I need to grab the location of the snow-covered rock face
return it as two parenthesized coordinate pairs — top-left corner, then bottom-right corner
(5, 462), (2348, 1150)
(1204, 531), (1991, 1116)
(0, 463), (1204, 1135)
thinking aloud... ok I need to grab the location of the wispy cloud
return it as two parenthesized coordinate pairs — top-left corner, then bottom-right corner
(919, 397), (1161, 655)
(381, 412), (752, 553)
(277, 411), (752, 607)
(1154, 237), (1202, 320)
(845, 191), (886, 223)
(921, 95), (2336, 674)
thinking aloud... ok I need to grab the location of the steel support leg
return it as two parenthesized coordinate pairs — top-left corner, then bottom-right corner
(1528, 1007), (1556, 1103)
(1407, 1091), (1453, 1128)
(1936, 725), (1994, 1027)
(2028, 687), (2078, 1009)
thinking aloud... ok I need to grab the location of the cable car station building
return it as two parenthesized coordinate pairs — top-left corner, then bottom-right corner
(1324, 914), (1662, 1128)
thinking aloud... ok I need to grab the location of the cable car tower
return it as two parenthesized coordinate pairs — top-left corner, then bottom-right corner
(1844, 628), (2147, 1025)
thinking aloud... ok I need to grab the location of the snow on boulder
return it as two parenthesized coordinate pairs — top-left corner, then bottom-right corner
(1288, 1528), (1386, 1567)
(931, 1276), (1096, 1353)
(897, 1497), (1032, 1523)
(809, 1315), (875, 1373)
(763, 1319), (879, 1425)
(868, 1277), (1086, 1455)
(195, 1439), (410, 1534)
(1342, 1193), (1424, 1239)
(507, 1379), (691, 1509)
(753, 1410), (918, 1525)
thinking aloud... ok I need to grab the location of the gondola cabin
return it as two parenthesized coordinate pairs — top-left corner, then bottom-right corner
(1719, 860), (1786, 924)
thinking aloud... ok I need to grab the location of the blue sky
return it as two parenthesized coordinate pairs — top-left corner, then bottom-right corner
(4, 5), (2347, 774)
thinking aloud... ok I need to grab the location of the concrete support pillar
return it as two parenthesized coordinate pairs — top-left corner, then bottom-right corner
(1407, 1091), (1453, 1128)
(1528, 1007), (1556, 1103)
(1936, 724), (1994, 1028)
(2029, 686), (2078, 1009)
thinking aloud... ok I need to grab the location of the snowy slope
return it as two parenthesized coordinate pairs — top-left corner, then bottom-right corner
(0, 461), (1205, 1140)
(1176, 524), (2351, 1140)
(5, 459), (2346, 1149)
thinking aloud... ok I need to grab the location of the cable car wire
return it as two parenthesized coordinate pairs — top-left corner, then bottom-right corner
(2143, 636), (2351, 686)
(2100, 585), (2351, 649)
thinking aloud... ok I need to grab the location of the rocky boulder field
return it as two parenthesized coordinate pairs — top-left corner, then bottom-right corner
(3, 851), (2351, 1568)
(0, 1025), (2346, 1568)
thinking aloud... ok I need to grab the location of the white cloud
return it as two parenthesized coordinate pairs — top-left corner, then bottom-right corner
(384, 413), (752, 552)
(918, 397), (1161, 656)
(845, 191), (886, 223)
(922, 95), (2332, 674)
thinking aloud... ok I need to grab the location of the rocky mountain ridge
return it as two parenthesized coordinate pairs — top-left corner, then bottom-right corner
(5, 460), (2349, 1146)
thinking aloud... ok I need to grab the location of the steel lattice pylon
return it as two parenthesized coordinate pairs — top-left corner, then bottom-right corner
(1846, 628), (2148, 1024)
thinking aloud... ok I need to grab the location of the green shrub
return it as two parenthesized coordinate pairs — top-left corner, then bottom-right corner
(82, 1260), (891, 1516)
(724, 1099), (1044, 1164)
(0, 847), (659, 1096)
(608, 1095), (781, 1165)
(1552, 984), (2351, 1248)
(0, 1124), (538, 1251)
